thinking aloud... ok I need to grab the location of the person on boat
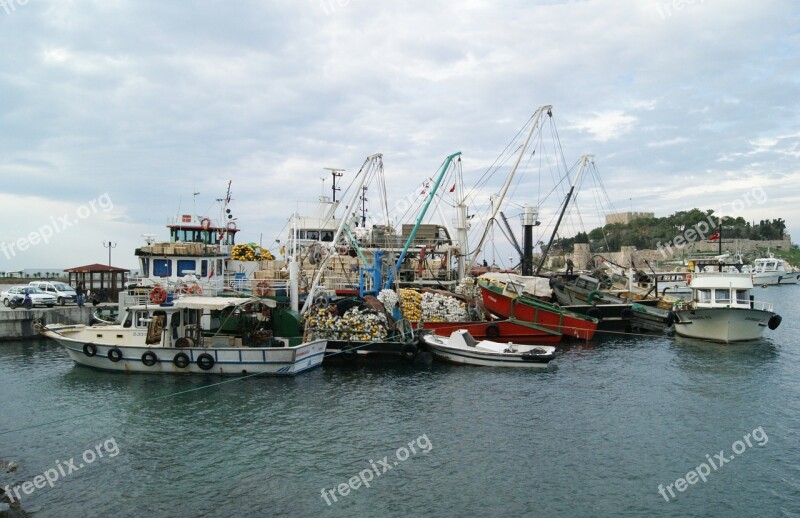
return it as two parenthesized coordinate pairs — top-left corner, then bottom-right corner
(566, 258), (574, 276)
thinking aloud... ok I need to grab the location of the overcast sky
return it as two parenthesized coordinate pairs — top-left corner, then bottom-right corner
(0, 0), (797, 271)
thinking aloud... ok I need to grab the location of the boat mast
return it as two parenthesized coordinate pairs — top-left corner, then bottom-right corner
(468, 105), (552, 271)
(534, 154), (593, 276)
(383, 151), (461, 290)
(301, 154), (382, 314)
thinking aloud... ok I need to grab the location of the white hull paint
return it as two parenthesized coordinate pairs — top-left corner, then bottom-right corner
(674, 308), (772, 343)
(423, 331), (556, 368)
(44, 331), (325, 376)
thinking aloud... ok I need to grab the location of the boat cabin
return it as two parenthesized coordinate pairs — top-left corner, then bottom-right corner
(689, 273), (755, 309)
(121, 296), (277, 348)
(752, 257), (788, 274)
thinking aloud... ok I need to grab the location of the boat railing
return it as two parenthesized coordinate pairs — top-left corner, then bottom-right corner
(752, 300), (774, 312)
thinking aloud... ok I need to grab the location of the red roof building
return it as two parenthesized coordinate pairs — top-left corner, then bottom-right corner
(65, 264), (130, 302)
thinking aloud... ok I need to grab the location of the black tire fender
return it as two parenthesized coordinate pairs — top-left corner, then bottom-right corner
(401, 342), (418, 362)
(173, 352), (190, 368)
(196, 353), (215, 370)
(83, 343), (97, 357)
(485, 323), (500, 339)
(141, 351), (158, 367)
(107, 347), (123, 362)
(586, 307), (602, 320)
(768, 314), (782, 330)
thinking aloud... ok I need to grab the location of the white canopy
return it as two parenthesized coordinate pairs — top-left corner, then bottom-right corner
(172, 296), (275, 310)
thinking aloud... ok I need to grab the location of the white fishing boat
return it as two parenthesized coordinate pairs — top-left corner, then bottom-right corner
(37, 296), (325, 375)
(421, 329), (557, 368)
(745, 255), (799, 286)
(670, 272), (782, 343)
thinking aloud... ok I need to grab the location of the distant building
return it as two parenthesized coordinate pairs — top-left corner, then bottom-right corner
(605, 212), (655, 225)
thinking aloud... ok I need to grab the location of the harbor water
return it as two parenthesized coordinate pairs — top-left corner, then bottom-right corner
(1, 287), (798, 517)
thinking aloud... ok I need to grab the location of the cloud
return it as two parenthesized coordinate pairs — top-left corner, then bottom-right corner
(0, 0), (798, 270)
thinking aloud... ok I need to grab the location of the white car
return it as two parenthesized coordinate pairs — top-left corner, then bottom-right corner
(28, 281), (78, 305)
(1, 286), (58, 308)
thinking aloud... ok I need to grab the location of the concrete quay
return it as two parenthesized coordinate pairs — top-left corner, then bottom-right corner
(0, 306), (94, 341)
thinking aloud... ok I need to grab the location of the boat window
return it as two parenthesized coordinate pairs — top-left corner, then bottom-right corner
(171, 313), (180, 339)
(153, 259), (172, 277)
(714, 289), (731, 303)
(216, 259), (223, 277)
(177, 260), (196, 276)
(696, 289), (712, 302)
(298, 230), (306, 239)
(140, 258), (150, 277)
(201, 260), (208, 277)
(123, 312), (132, 328)
(736, 289), (749, 303)
(321, 231), (334, 242)
(135, 310), (150, 327)
(184, 309), (198, 325)
(307, 230), (319, 240)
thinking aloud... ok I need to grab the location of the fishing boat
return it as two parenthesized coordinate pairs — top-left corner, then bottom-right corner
(670, 272), (782, 343)
(477, 277), (598, 340)
(421, 329), (557, 368)
(37, 296), (325, 375)
(550, 273), (670, 332)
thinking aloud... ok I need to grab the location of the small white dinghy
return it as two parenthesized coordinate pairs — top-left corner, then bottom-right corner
(422, 329), (557, 368)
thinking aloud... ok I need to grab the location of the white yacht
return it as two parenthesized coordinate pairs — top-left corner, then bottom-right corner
(670, 272), (782, 343)
(746, 255), (799, 286)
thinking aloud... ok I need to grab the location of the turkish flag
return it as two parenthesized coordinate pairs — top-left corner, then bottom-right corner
(449, 183), (456, 193)
(709, 232), (720, 240)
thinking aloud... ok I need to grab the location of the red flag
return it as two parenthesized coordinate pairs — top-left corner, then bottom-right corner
(449, 183), (456, 193)
(709, 232), (720, 240)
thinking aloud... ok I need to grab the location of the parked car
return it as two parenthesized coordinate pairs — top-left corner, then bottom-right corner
(2, 286), (57, 308)
(28, 281), (77, 305)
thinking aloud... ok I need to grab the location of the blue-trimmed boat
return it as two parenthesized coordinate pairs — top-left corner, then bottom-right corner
(37, 296), (325, 376)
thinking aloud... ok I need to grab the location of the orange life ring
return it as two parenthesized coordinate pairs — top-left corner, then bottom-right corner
(255, 281), (270, 297)
(200, 217), (211, 230)
(686, 274), (692, 284)
(189, 285), (202, 295)
(150, 286), (167, 304)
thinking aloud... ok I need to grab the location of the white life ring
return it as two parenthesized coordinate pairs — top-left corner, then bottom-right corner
(227, 222), (237, 231)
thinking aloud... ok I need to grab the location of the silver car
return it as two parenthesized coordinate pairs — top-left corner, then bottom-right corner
(1, 286), (58, 308)
(28, 281), (78, 305)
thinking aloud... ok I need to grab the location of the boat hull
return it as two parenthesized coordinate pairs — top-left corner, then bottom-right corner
(479, 283), (597, 340)
(417, 320), (562, 343)
(673, 308), (773, 343)
(322, 339), (420, 364)
(44, 330), (325, 375)
(422, 336), (555, 368)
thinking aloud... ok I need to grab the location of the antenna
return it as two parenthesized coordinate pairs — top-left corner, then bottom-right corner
(324, 167), (345, 203)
